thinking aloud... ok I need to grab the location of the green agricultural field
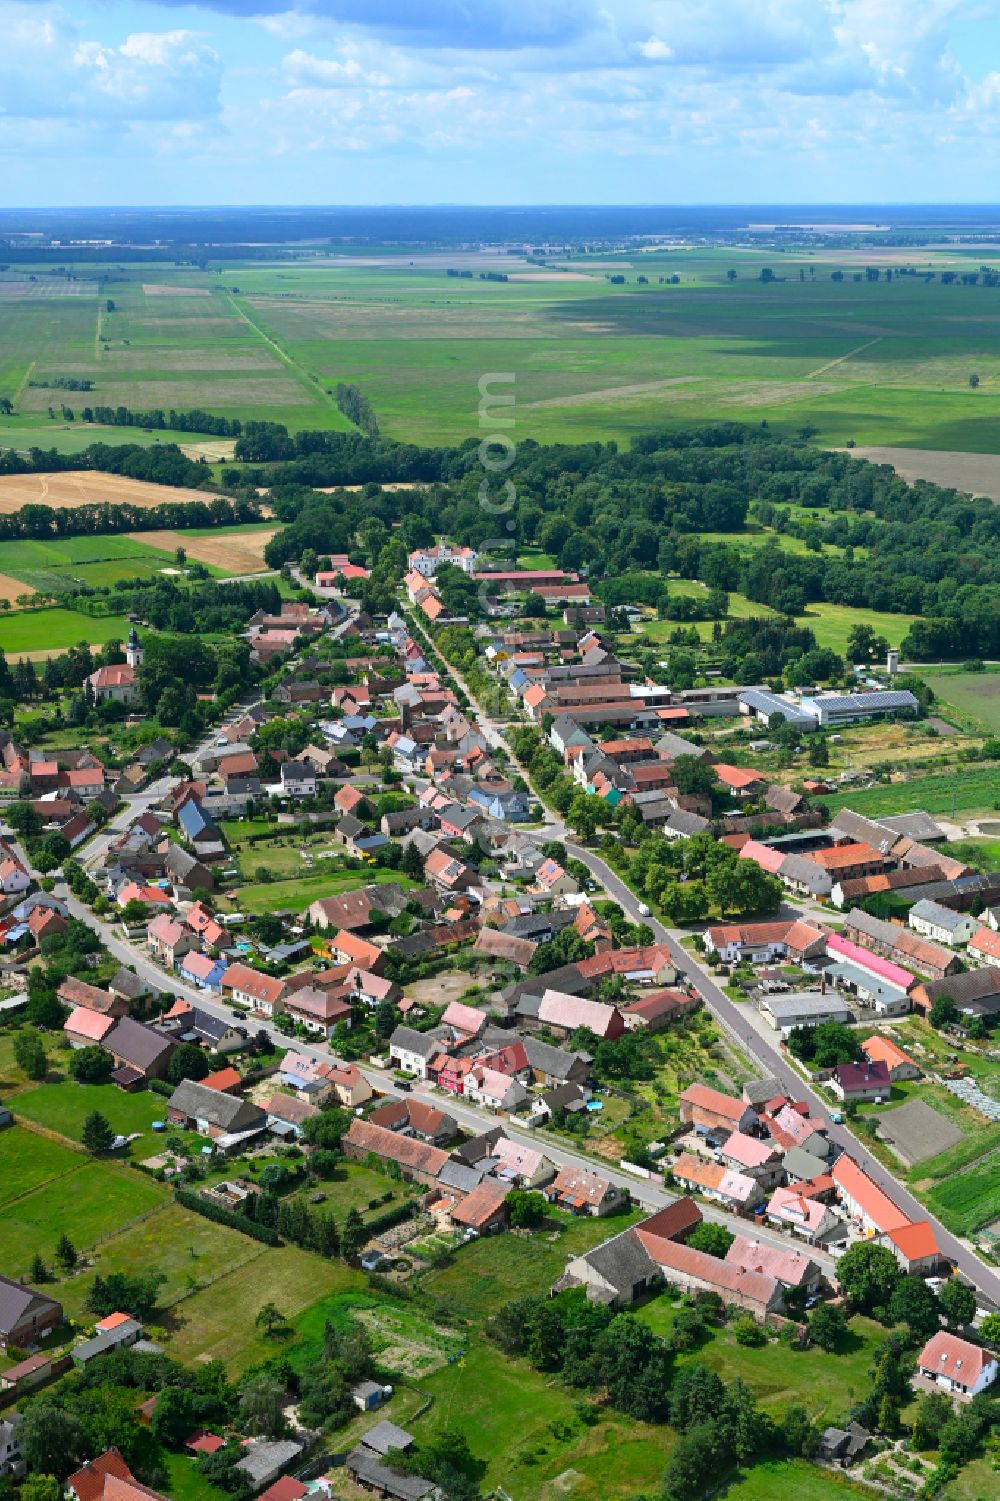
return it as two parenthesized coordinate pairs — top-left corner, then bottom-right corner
(820, 764), (1000, 820)
(0, 534), (180, 595)
(11, 250), (1000, 452)
(0, 1151), (166, 1271)
(924, 1154), (1000, 1236)
(921, 668), (1000, 734)
(0, 606), (134, 656)
(14, 1078), (167, 1143)
(0, 272), (342, 433)
(0, 1124), (85, 1207)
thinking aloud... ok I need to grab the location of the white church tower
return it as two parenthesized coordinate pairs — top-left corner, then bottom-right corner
(125, 625), (143, 669)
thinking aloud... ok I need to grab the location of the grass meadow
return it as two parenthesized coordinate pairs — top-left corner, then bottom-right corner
(14, 1078), (168, 1141)
(0, 534), (180, 596)
(0, 606), (134, 655)
(0, 1125), (167, 1272)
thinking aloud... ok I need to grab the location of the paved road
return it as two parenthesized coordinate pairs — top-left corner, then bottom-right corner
(566, 839), (1000, 1307)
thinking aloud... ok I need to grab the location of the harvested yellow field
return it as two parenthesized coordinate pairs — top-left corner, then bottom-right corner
(180, 440), (237, 461)
(128, 528), (277, 574)
(0, 574), (28, 603)
(0, 471), (215, 512)
(142, 283), (211, 297)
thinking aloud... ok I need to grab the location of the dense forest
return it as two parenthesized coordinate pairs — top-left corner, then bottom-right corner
(240, 422), (1000, 659)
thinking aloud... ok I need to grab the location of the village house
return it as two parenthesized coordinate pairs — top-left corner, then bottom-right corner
(103, 1017), (176, 1084)
(64, 1005), (116, 1050)
(388, 1025), (442, 1079)
(909, 899), (979, 948)
(281, 985), (353, 1039)
(679, 1082), (756, 1136)
(545, 1166), (623, 1216)
(368, 1098), (457, 1145)
(221, 964), (288, 1017)
(0, 1276), (62, 1349)
(830, 1059), (892, 1104)
(765, 1186), (844, 1245)
(916, 1332), (998, 1402)
(343, 1118), (449, 1187)
(670, 1152), (761, 1213)
(860, 1034), (922, 1082)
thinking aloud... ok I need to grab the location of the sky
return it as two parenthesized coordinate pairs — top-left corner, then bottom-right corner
(3, 0), (1000, 205)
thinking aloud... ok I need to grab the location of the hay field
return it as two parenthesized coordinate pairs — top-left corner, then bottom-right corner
(0, 471), (215, 511)
(130, 526), (277, 573)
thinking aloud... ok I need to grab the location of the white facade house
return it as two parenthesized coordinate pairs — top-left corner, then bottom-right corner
(408, 542), (478, 578)
(388, 1025), (440, 1079)
(279, 760), (317, 798)
(917, 1333), (998, 1402)
(909, 900), (977, 947)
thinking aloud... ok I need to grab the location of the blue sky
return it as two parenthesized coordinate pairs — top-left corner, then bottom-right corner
(3, 1), (1000, 205)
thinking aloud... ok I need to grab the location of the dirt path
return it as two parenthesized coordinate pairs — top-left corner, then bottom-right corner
(524, 376), (701, 409)
(806, 336), (882, 379)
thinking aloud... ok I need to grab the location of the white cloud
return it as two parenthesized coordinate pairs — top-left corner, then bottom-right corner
(0, 6), (222, 122)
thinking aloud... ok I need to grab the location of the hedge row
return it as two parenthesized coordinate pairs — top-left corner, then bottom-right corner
(174, 1187), (281, 1246)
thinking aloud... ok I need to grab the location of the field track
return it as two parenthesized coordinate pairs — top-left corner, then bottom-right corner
(0, 471), (216, 511)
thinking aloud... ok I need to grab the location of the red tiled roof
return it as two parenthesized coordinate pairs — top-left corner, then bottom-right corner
(832, 1154), (909, 1234)
(888, 1220), (939, 1262)
(68, 1450), (134, 1501)
(918, 1331), (995, 1384)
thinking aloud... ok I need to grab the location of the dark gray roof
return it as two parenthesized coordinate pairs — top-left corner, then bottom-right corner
(450, 1126), (505, 1167)
(575, 1227), (656, 1298)
(361, 1421), (415, 1456)
(879, 812), (945, 842)
(782, 1144), (832, 1180)
(389, 1025), (441, 1060)
(521, 1036), (586, 1081)
(347, 1448), (437, 1501)
(110, 966), (151, 999)
(920, 966), (1000, 1012)
(188, 1009), (245, 1045)
(104, 1017), (175, 1071)
(437, 1160), (485, 1193)
(168, 1079), (265, 1132)
(665, 809), (711, 837)
(741, 1075), (784, 1107)
(0, 1275), (60, 1338)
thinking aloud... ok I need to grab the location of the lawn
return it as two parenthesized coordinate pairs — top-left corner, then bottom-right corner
(795, 601), (918, 656)
(0, 1124), (85, 1207)
(55, 1201), (270, 1321)
(719, 1459), (871, 1501)
(163, 1245), (366, 1370)
(291, 1160), (421, 1224)
(820, 765), (1000, 820)
(227, 867), (418, 916)
(421, 1210), (640, 1322)
(0, 606), (134, 656)
(162, 1452), (230, 1501)
(418, 1337), (674, 1501)
(0, 1151), (166, 1272)
(14, 1079), (168, 1144)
